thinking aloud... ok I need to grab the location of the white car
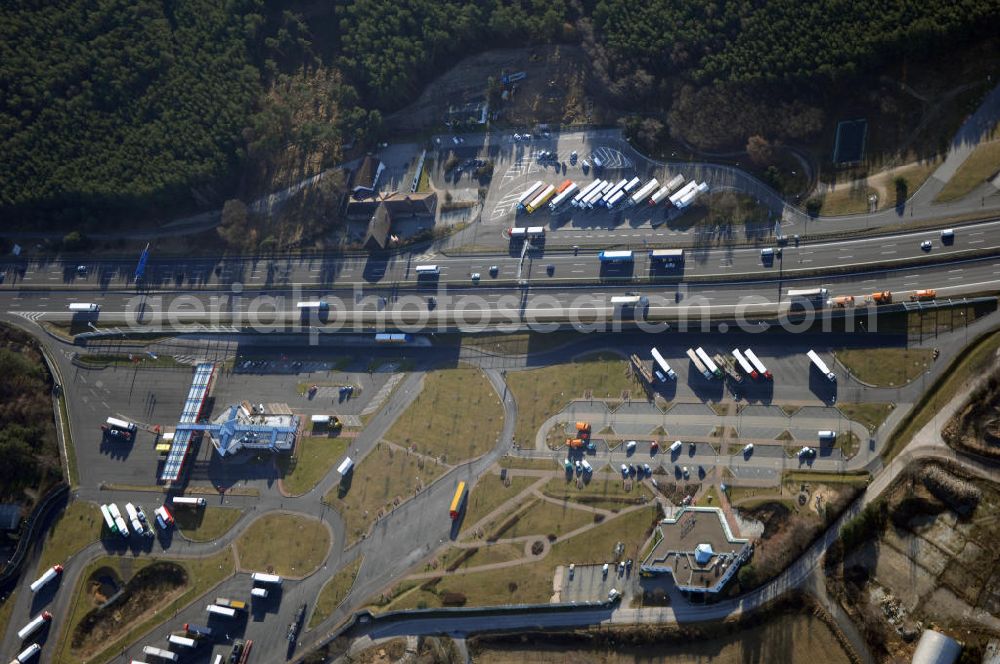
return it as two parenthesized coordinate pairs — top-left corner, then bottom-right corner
(471, 272), (480, 282)
(568, 563), (575, 579)
(920, 240), (932, 251)
(452, 136), (461, 145)
(602, 563), (609, 577)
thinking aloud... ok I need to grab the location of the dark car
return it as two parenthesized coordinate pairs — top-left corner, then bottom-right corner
(546, 264), (555, 276)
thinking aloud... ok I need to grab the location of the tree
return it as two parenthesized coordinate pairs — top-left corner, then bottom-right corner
(218, 199), (252, 251)
(61, 231), (87, 252)
(746, 135), (774, 166)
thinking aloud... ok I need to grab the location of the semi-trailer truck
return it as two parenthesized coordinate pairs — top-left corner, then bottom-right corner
(214, 597), (247, 610)
(68, 303), (100, 313)
(30, 565), (63, 593)
(743, 349), (772, 380)
(549, 182), (579, 210)
(516, 181), (545, 210)
(171, 496), (207, 507)
(449, 482), (468, 519)
(601, 178), (629, 206)
(668, 180), (698, 206)
(205, 604), (237, 618)
(572, 179), (603, 206)
(650, 348), (676, 380)
(686, 348), (713, 379)
(251, 572), (282, 586)
(662, 174), (685, 196)
(183, 623), (213, 638)
(606, 190), (626, 208)
(141, 646), (178, 662)
(629, 179), (659, 206)
(648, 185), (672, 205)
(731, 349), (757, 379)
(10, 644), (41, 663)
(16, 612), (52, 640)
(167, 635), (196, 649)
(524, 184), (556, 213)
(622, 177), (641, 194)
(911, 289), (937, 301)
(695, 347), (722, 378)
(807, 349), (836, 381)
(108, 503), (130, 537)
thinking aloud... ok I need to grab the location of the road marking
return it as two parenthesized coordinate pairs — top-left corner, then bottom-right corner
(880, 251), (896, 255)
(969, 239), (984, 244)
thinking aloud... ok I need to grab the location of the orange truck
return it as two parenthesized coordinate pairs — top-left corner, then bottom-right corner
(566, 438), (585, 448)
(830, 295), (855, 307)
(865, 291), (892, 304)
(910, 289), (937, 301)
(575, 422), (591, 438)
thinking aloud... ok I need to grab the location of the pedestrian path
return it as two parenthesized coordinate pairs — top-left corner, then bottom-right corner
(360, 373), (404, 416)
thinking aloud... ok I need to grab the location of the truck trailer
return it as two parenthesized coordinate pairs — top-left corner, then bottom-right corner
(516, 181), (545, 210)
(30, 565), (63, 593)
(16, 612), (52, 640)
(10, 644), (41, 663)
(731, 349), (757, 379)
(449, 481), (468, 519)
(549, 182), (579, 210)
(171, 496), (207, 507)
(251, 572), (282, 586)
(743, 349), (772, 380)
(695, 347), (722, 378)
(629, 179), (659, 206)
(141, 646), (178, 662)
(686, 349), (713, 380)
(806, 349), (836, 381)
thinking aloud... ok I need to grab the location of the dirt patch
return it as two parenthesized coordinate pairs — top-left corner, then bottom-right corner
(385, 45), (608, 134)
(942, 367), (1000, 460)
(826, 460), (1000, 661)
(71, 562), (187, 657)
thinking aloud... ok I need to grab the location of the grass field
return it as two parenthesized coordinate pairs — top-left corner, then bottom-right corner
(390, 505), (660, 609)
(484, 498), (596, 541)
(309, 556), (363, 629)
(0, 591), (16, 650)
(498, 457), (561, 471)
(174, 506), (243, 542)
(460, 472), (537, 534)
(506, 354), (641, 447)
(883, 329), (1000, 461)
(324, 442), (449, 542)
(936, 136), (1000, 202)
(540, 476), (653, 512)
(235, 513), (331, 577)
(835, 347), (934, 386)
(36, 501), (103, 573)
(55, 548), (234, 664)
(817, 183), (877, 215)
(469, 611), (852, 664)
(279, 435), (350, 495)
(455, 331), (581, 356)
(837, 403), (894, 432)
(438, 542), (526, 571)
(783, 471), (870, 485)
(386, 369), (503, 463)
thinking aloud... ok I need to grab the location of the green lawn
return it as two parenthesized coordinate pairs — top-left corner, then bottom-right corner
(323, 441), (449, 543)
(386, 369), (504, 463)
(460, 472), (537, 534)
(817, 184), (876, 215)
(837, 403), (894, 433)
(174, 506), (243, 542)
(498, 457), (561, 471)
(540, 476), (653, 512)
(391, 505), (661, 609)
(883, 330), (1000, 461)
(280, 435), (350, 495)
(235, 513), (331, 577)
(36, 500), (103, 573)
(438, 542), (526, 572)
(936, 138), (1000, 202)
(309, 556), (363, 629)
(484, 498), (596, 541)
(55, 549), (234, 664)
(835, 347), (935, 387)
(506, 353), (642, 447)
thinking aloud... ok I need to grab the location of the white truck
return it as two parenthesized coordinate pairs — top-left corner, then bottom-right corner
(650, 347), (676, 381)
(68, 303), (99, 312)
(629, 179), (659, 206)
(601, 178), (629, 206)
(549, 182), (580, 210)
(17, 612), (52, 640)
(30, 565), (63, 593)
(124, 503), (147, 537)
(108, 503), (130, 538)
(251, 572), (282, 586)
(686, 348), (713, 380)
(141, 646), (178, 662)
(516, 181), (545, 210)
(695, 347), (722, 378)
(807, 349), (836, 381)
(10, 644), (41, 663)
(171, 496), (207, 507)
(648, 185), (672, 206)
(731, 349), (757, 379)
(572, 179), (603, 206)
(743, 348), (773, 380)
(622, 177), (641, 194)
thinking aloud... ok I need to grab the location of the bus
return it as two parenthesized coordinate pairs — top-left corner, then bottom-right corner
(449, 481), (467, 519)
(598, 250), (633, 263)
(415, 265), (440, 277)
(649, 249), (684, 266)
(68, 303), (100, 313)
(787, 287), (829, 302)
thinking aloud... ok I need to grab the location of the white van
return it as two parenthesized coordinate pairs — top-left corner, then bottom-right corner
(251, 587), (269, 599)
(742, 443), (754, 455)
(818, 430), (836, 440)
(669, 441), (683, 453)
(760, 248), (774, 260)
(940, 228), (954, 241)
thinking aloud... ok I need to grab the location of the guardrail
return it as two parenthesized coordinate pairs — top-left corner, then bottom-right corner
(0, 483), (69, 594)
(298, 598), (616, 662)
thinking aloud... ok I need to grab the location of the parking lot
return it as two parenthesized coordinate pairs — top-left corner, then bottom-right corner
(560, 562), (638, 604)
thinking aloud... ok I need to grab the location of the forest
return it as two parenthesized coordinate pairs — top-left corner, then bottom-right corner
(1, 0), (997, 229)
